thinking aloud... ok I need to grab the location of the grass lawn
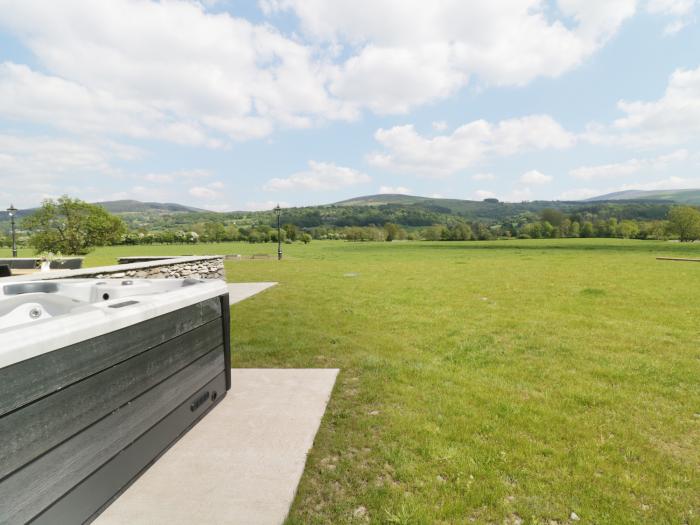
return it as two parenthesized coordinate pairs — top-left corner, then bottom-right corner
(4, 239), (700, 523)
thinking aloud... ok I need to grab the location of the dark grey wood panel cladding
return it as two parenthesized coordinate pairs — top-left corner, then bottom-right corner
(0, 319), (223, 481)
(0, 347), (224, 524)
(33, 372), (227, 525)
(0, 297), (221, 417)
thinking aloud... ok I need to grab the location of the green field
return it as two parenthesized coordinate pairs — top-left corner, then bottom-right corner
(3, 239), (700, 523)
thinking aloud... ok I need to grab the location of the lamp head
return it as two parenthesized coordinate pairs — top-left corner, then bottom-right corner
(6, 204), (17, 217)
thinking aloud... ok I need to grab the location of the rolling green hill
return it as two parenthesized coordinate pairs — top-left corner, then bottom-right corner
(95, 200), (206, 213)
(586, 188), (700, 204)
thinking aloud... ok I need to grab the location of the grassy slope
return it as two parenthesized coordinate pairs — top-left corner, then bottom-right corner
(3, 240), (699, 523)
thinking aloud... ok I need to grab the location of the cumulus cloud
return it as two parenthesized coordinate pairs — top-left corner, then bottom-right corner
(585, 66), (700, 148)
(263, 161), (370, 191)
(378, 185), (412, 194)
(0, 133), (138, 207)
(504, 186), (534, 202)
(188, 186), (219, 200)
(570, 149), (688, 179)
(520, 170), (553, 184)
(368, 115), (574, 177)
(188, 181), (226, 200)
(646, 0), (697, 34)
(0, 0), (353, 145)
(0, 0), (636, 148)
(263, 0), (635, 112)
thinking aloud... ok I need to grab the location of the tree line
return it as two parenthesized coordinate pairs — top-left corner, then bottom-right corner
(6, 196), (700, 255)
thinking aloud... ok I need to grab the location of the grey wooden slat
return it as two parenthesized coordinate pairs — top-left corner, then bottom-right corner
(0, 296), (221, 417)
(33, 372), (227, 525)
(220, 293), (232, 390)
(0, 319), (223, 481)
(0, 347), (224, 524)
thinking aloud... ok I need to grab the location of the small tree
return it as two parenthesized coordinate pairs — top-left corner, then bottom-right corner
(667, 206), (700, 242)
(384, 222), (400, 241)
(580, 221), (594, 238)
(300, 233), (312, 244)
(283, 223), (298, 241)
(22, 196), (126, 255)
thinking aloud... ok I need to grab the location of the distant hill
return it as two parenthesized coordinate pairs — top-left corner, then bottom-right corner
(586, 189), (700, 204)
(334, 194), (435, 206)
(95, 200), (206, 214)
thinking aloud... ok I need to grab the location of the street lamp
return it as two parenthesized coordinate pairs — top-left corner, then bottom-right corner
(274, 204), (282, 260)
(6, 204), (17, 258)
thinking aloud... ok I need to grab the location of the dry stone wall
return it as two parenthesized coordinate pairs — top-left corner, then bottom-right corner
(5, 256), (226, 282)
(91, 257), (224, 280)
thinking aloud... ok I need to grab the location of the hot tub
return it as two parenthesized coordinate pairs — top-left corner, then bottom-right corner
(0, 278), (231, 524)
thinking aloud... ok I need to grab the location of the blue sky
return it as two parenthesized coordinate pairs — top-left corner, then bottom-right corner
(0, 0), (698, 210)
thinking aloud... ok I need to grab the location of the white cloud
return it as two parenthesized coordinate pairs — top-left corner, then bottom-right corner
(0, 0), (637, 146)
(263, 161), (370, 191)
(264, 0), (636, 113)
(474, 189), (496, 199)
(0, 0), (353, 145)
(189, 186), (220, 200)
(472, 173), (496, 181)
(0, 133), (137, 207)
(647, 0), (697, 34)
(368, 115), (574, 177)
(504, 186), (533, 202)
(432, 121), (448, 132)
(570, 149), (689, 179)
(378, 186), (412, 194)
(520, 170), (552, 184)
(585, 66), (700, 148)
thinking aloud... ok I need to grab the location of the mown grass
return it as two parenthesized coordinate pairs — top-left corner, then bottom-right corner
(3, 239), (700, 523)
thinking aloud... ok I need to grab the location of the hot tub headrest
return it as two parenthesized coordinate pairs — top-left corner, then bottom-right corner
(3, 282), (60, 295)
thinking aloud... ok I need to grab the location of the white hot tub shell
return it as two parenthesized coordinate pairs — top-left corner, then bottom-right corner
(0, 278), (231, 524)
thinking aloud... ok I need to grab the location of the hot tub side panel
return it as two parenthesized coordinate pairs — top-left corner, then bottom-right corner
(0, 294), (231, 525)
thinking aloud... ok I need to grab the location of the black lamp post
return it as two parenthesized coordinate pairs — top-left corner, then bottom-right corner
(6, 204), (17, 258)
(274, 203), (282, 260)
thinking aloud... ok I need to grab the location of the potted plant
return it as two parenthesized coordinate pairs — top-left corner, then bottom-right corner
(37, 252), (63, 272)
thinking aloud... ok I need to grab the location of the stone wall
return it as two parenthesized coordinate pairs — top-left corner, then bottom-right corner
(92, 257), (224, 280)
(2, 255), (225, 282)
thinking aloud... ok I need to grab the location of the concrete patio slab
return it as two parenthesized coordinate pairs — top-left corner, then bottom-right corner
(227, 282), (277, 304)
(95, 368), (338, 525)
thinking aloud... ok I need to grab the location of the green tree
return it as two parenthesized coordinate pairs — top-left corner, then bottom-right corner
(300, 233), (312, 244)
(450, 223), (473, 241)
(283, 223), (298, 241)
(667, 206), (700, 242)
(203, 221), (226, 242)
(570, 221), (581, 238)
(384, 222), (400, 241)
(617, 220), (639, 239)
(540, 208), (565, 226)
(580, 221), (594, 238)
(423, 225), (445, 241)
(22, 196), (125, 255)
